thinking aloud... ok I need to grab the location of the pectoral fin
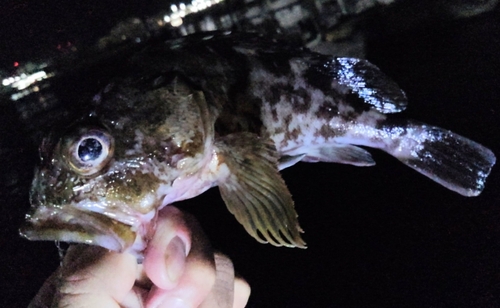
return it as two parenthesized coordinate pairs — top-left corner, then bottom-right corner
(215, 133), (306, 248)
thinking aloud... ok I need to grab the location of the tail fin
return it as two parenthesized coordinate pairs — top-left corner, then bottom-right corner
(384, 121), (496, 196)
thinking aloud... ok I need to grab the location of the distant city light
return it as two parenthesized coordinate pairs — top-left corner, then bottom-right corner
(161, 0), (224, 28)
(171, 17), (183, 27)
(2, 70), (53, 93)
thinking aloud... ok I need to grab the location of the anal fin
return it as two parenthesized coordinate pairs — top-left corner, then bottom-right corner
(278, 154), (306, 170)
(302, 144), (375, 166)
(215, 133), (306, 248)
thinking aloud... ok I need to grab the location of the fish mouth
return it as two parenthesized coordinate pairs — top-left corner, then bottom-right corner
(20, 205), (137, 252)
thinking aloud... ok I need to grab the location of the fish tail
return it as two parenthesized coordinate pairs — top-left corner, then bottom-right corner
(382, 120), (496, 196)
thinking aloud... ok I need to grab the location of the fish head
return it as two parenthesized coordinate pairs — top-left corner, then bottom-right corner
(20, 77), (215, 255)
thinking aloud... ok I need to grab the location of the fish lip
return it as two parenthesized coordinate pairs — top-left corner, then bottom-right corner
(20, 205), (137, 252)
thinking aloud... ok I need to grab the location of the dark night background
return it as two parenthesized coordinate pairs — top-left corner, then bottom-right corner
(1, 1), (500, 307)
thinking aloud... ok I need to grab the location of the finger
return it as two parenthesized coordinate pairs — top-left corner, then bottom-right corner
(233, 277), (251, 308)
(144, 206), (216, 308)
(54, 245), (138, 307)
(143, 206), (192, 290)
(199, 253), (235, 308)
(119, 286), (149, 308)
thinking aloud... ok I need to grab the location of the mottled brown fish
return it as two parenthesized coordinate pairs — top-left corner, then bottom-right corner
(20, 32), (496, 256)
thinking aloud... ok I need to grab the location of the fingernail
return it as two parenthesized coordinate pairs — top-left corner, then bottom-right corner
(165, 236), (187, 283)
(157, 297), (188, 308)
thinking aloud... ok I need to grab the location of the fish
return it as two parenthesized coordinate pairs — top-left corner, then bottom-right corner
(20, 32), (496, 257)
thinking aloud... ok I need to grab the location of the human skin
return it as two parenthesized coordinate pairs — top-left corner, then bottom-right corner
(29, 207), (251, 308)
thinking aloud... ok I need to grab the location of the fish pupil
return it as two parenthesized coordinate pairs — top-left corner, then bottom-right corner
(78, 138), (102, 162)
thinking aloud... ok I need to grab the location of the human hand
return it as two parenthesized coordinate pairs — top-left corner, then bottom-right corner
(29, 206), (251, 308)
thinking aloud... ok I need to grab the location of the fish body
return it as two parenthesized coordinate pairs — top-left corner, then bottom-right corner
(21, 32), (496, 256)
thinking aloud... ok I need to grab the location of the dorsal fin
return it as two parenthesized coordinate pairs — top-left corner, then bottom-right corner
(313, 57), (408, 114)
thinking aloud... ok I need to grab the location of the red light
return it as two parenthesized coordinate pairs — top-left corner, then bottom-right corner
(13, 62), (19, 67)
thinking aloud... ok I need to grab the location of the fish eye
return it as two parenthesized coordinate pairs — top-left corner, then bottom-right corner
(78, 138), (103, 162)
(64, 128), (114, 176)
